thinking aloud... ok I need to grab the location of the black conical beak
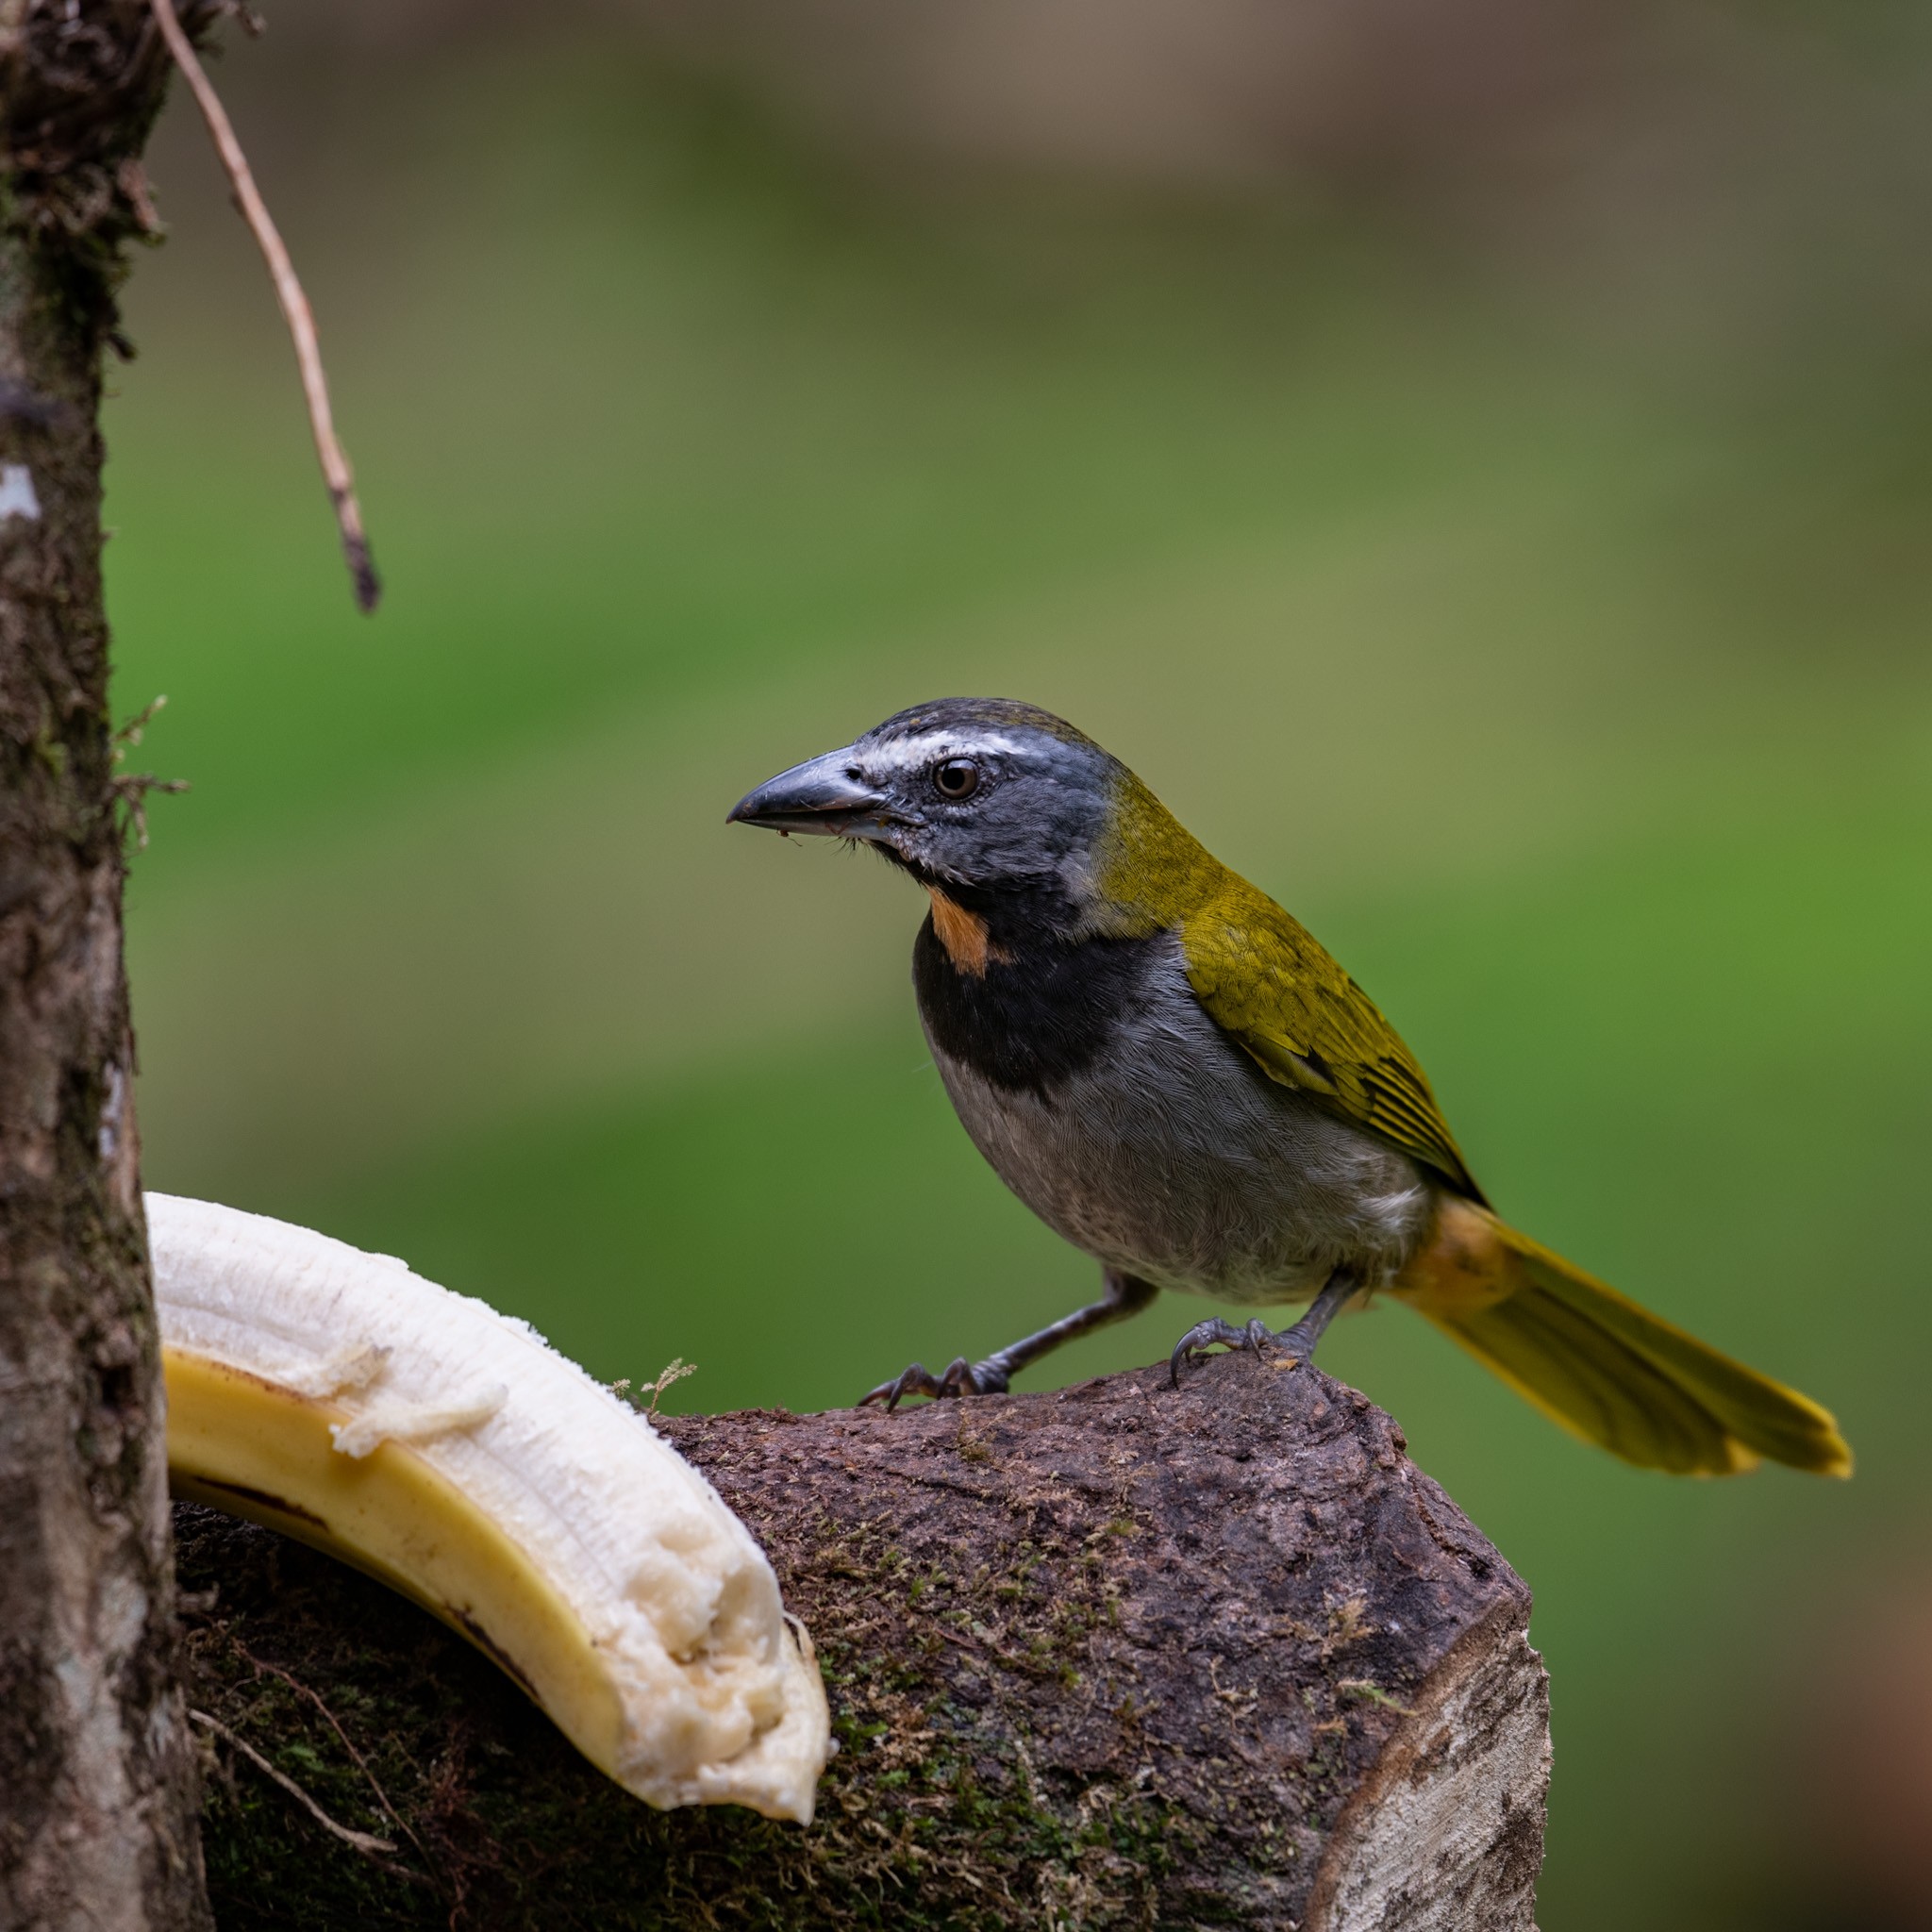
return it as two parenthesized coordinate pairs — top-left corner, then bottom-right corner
(726, 747), (889, 838)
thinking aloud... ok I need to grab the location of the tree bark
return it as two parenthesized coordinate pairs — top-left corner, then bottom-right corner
(0, 5), (216, 1924)
(177, 1354), (1550, 1929)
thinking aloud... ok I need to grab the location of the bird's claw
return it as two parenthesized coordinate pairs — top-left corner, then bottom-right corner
(1168, 1317), (1274, 1388)
(858, 1356), (1010, 1412)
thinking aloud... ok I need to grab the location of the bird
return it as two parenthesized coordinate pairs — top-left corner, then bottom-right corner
(726, 697), (1850, 1476)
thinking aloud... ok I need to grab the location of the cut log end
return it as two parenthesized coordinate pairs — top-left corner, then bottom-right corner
(177, 1352), (1548, 1929)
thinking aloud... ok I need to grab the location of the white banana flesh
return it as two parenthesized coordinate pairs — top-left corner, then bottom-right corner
(149, 1192), (828, 1824)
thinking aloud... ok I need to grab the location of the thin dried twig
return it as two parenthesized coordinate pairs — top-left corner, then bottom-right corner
(189, 1708), (399, 1859)
(146, 0), (380, 612)
(237, 1645), (437, 1881)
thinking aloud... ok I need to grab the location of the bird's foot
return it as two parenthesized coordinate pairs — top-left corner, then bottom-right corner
(1168, 1317), (1274, 1388)
(858, 1356), (1011, 1412)
(1267, 1312), (1324, 1372)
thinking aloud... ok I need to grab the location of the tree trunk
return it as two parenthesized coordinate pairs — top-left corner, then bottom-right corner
(0, 5), (216, 1924)
(177, 1354), (1550, 1929)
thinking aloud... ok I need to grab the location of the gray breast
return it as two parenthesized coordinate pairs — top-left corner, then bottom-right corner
(923, 933), (1433, 1307)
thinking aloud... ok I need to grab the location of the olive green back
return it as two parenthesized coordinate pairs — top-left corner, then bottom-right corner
(1093, 774), (1486, 1203)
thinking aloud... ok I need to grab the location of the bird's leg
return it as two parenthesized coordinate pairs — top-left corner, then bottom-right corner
(1270, 1267), (1360, 1365)
(976, 1270), (1159, 1388)
(860, 1270), (1158, 1411)
(1169, 1267), (1361, 1388)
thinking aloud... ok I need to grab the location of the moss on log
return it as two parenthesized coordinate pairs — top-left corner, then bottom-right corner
(176, 1352), (1548, 1929)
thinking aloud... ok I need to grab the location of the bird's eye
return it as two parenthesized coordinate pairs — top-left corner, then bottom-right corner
(932, 758), (980, 801)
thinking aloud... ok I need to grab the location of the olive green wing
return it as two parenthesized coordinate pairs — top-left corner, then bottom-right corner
(1180, 879), (1487, 1203)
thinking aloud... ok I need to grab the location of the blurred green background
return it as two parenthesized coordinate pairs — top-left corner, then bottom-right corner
(114, 3), (1931, 1924)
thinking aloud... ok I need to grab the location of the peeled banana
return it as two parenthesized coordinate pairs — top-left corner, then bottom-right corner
(149, 1192), (828, 1824)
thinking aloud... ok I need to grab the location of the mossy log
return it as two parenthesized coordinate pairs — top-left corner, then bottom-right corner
(176, 1352), (1549, 1929)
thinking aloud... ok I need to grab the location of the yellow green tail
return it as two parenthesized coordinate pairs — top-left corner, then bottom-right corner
(1392, 1199), (1852, 1476)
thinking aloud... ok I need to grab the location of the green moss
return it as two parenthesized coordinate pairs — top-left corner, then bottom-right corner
(181, 1509), (1212, 1931)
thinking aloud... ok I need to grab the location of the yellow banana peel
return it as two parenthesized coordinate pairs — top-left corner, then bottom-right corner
(150, 1192), (829, 1824)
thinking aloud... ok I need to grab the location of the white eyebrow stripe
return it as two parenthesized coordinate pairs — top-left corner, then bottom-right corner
(867, 730), (1029, 774)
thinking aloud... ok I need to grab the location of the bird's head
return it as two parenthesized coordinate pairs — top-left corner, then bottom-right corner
(727, 698), (1204, 939)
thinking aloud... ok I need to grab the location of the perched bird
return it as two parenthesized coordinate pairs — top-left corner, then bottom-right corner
(727, 698), (1850, 1476)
